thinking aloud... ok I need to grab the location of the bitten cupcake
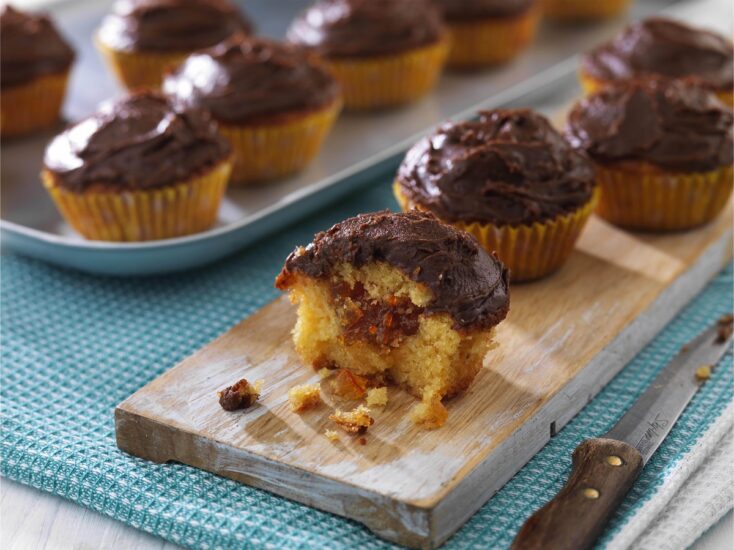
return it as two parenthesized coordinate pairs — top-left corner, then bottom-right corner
(96, 0), (251, 89)
(580, 18), (734, 107)
(432, 0), (539, 69)
(394, 109), (598, 282)
(164, 36), (342, 185)
(567, 78), (733, 231)
(541, 0), (632, 21)
(1, 6), (74, 138)
(42, 91), (232, 242)
(286, 0), (448, 110)
(275, 210), (509, 428)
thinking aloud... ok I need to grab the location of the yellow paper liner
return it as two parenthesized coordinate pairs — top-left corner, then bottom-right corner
(1, 71), (70, 138)
(393, 182), (599, 282)
(219, 99), (342, 185)
(594, 163), (734, 231)
(541, 0), (632, 20)
(324, 38), (448, 110)
(96, 37), (188, 89)
(446, 8), (539, 69)
(42, 159), (232, 242)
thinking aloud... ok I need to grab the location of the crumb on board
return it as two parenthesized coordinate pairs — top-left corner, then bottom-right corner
(329, 405), (374, 435)
(324, 429), (340, 442)
(410, 394), (448, 429)
(318, 367), (335, 380)
(357, 437), (367, 446)
(366, 387), (388, 407)
(696, 365), (712, 381)
(288, 384), (321, 412)
(218, 378), (263, 411)
(330, 369), (368, 400)
(716, 313), (733, 343)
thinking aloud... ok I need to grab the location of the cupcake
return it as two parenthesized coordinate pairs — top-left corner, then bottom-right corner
(580, 18), (734, 108)
(432, 0), (539, 69)
(541, 0), (632, 21)
(164, 36), (342, 185)
(42, 91), (232, 242)
(286, 0), (448, 110)
(0, 6), (74, 138)
(394, 109), (598, 282)
(95, 0), (251, 89)
(275, 210), (509, 428)
(567, 78), (733, 231)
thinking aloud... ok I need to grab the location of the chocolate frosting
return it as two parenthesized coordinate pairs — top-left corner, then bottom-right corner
(1, 6), (75, 89)
(97, 0), (251, 53)
(397, 110), (596, 226)
(432, 0), (535, 20)
(286, 0), (445, 58)
(44, 91), (230, 192)
(567, 78), (734, 172)
(582, 18), (734, 91)
(277, 210), (510, 331)
(163, 36), (341, 124)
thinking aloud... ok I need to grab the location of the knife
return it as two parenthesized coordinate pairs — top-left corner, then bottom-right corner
(512, 315), (733, 550)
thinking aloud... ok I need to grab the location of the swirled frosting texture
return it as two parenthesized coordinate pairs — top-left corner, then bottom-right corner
(163, 37), (341, 124)
(276, 210), (510, 331)
(97, 0), (251, 53)
(432, 0), (535, 20)
(567, 78), (734, 172)
(44, 91), (230, 192)
(1, 6), (75, 88)
(582, 18), (734, 90)
(397, 110), (596, 226)
(286, 0), (444, 58)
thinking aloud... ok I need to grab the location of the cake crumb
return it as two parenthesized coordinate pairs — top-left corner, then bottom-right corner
(318, 368), (335, 380)
(324, 429), (340, 442)
(288, 384), (321, 412)
(716, 313), (733, 343)
(331, 369), (368, 400)
(329, 405), (374, 434)
(357, 437), (367, 446)
(410, 395), (448, 429)
(218, 378), (263, 411)
(696, 365), (712, 381)
(366, 387), (388, 407)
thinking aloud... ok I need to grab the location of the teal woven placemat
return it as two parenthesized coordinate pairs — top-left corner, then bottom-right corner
(2, 179), (733, 549)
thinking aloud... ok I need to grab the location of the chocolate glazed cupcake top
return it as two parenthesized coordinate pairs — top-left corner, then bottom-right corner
(432, 0), (535, 20)
(163, 36), (341, 124)
(567, 78), (734, 173)
(97, 0), (251, 53)
(276, 210), (510, 331)
(397, 109), (596, 226)
(44, 91), (230, 193)
(0, 5), (75, 89)
(286, 0), (445, 58)
(582, 18), (734, 91)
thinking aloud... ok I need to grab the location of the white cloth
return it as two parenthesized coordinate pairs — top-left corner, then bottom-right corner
(608, 401), (734, 550)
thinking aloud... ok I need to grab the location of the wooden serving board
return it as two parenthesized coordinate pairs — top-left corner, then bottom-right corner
(116, 206), (733, 549)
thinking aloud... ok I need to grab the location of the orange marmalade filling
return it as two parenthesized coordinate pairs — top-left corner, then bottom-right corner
(331, 281), (424, 348)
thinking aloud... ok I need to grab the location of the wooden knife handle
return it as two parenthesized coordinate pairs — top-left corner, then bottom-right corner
(511, 438), (644, 550)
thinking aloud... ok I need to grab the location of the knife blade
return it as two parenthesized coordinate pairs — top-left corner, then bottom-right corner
(512, 315), (733, 550)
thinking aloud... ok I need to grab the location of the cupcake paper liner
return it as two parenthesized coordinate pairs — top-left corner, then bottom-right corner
(594, 163), (734, 231)
(446, 8), (539, 69)
(1, 71), (70, 138)
(324, 38), (448, 110)
(42, 159), (232, 242)
(541, 0), (631, 20)
(218, 99), (342, 186)
(394, 182), (599, 282)
(96, 38), (188, 89)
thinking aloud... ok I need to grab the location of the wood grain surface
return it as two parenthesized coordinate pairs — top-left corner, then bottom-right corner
(116, 207), (733, 549)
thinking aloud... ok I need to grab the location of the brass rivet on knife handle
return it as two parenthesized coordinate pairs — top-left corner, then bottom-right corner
(511, 438), (643, 550)
(606, 455), (623, 466)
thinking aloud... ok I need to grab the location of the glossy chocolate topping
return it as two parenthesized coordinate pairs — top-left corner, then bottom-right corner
(1, 5), (75, 88)
(276, 210), (510, 330)
(286, 0), (445, 58)
(44, 91), (230, 192)
(97, 0), (251, 53)
(567, 78), (734, 172)
(432, 0), (535, 20)
(163, 36), (341, 124)
(397, 110), (596, 226)
(582, 18), (734, 90)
